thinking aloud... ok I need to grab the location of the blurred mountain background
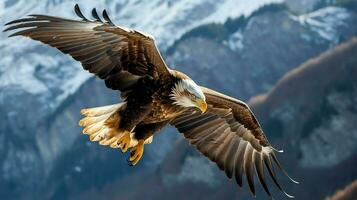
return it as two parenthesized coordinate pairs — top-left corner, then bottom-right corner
(0, 0), (357, 199)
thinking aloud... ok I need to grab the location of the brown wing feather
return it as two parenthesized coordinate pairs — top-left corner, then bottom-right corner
(171, 87), (298, 198)
(4, 4), (170, 92)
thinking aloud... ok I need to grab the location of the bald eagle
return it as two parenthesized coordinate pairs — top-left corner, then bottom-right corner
(4, 4), (298, 198)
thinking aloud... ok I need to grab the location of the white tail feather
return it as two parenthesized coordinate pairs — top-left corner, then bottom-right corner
(80, 103), (123, 117)
(79, 113), (112, 127)
(79, 102), (153, 149)
(80, 103), (122, 143)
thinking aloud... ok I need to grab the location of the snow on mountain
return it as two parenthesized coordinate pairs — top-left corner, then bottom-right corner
(226, 30), (244, 51)
(0, 0), (282, 113)
(198, 0), (283, 23)
(224, 6), (354, 55)
(290, 6), (351, 42)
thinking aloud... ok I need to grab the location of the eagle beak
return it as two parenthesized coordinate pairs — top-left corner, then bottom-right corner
(198, 100), (207, 113)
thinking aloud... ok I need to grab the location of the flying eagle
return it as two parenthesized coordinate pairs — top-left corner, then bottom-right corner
(4, 4), (298, 198)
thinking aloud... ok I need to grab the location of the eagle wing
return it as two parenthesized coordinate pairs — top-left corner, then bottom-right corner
(171, 86), (298, 198)
(4, 4), (170, 92)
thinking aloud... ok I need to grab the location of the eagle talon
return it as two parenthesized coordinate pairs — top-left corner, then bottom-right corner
(117, 131), (131, 153)
(129, 140), (144, 166)
(126, 156), (134, 166)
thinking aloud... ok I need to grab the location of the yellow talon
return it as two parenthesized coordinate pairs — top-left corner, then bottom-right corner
(129, 140), (144, 166)
(117, 131), (131, 153)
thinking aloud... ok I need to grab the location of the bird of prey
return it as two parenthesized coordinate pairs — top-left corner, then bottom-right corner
(4, 4), (298, 198)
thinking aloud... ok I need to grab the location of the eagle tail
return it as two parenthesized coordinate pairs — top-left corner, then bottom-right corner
(78, 103), (153, 149)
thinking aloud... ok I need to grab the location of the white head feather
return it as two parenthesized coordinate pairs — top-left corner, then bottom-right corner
(170, 79), (205, 108)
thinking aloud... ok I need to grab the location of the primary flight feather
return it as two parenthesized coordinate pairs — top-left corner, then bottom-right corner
(4, 4), (298, 198)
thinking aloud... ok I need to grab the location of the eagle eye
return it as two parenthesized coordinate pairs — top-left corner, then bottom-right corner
(190, 93), (198, 100)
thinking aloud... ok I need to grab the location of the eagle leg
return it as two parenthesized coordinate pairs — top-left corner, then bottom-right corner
(129, 140), (145, 166)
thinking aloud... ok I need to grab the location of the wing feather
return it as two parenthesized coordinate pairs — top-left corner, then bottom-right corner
(244, 145), (255, 196)
(223, 137), (239, 178)
(254, 151), (272, 197)
(234, 140), (247, 187)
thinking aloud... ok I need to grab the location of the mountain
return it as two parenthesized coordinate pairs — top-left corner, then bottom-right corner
(107, 37), (357, 200)
(249, 37), (357, 169)
(167, 5), (357, 99)
(285, 0), (357, 13)
(248, 37), (357, 199)
(0, 1), (357, 199)
(327, 180), (357, 200)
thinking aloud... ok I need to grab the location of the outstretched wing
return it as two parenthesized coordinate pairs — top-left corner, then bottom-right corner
(4, 4), (170, 92)
(171, 86), (298, 198)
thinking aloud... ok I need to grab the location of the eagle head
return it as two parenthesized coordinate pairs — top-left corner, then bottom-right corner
(170, 79), (207, 113)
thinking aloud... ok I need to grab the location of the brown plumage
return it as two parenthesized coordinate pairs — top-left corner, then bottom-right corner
(4, 4), (298, 198)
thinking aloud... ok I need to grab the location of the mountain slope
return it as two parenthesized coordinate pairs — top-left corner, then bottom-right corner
(249, 37), (357, 168)
(248, 37), (357, 199)
(327, 180), (357, 200)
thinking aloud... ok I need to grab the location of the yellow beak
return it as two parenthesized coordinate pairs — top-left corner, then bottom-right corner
(197, 100), (207, 113)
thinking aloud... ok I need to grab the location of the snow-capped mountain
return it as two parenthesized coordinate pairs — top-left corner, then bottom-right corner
(170, 5), (357, 99)
(0, 0), (356, 199)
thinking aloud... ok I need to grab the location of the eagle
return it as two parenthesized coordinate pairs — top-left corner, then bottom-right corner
(4, 4), (298, 198)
